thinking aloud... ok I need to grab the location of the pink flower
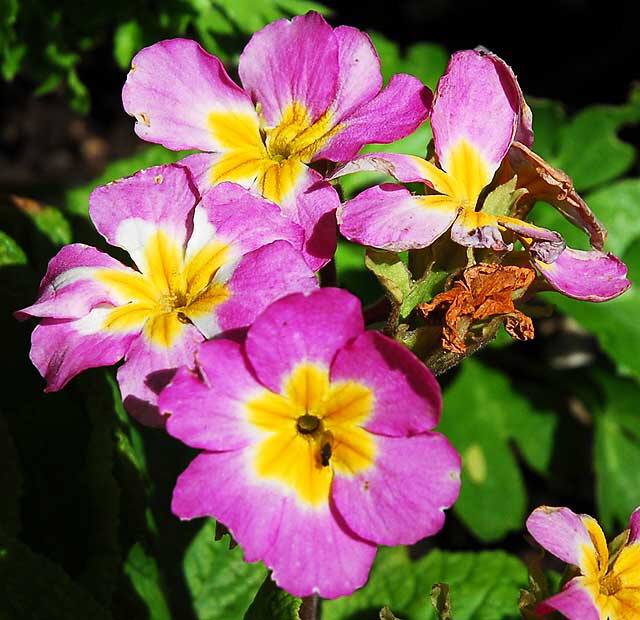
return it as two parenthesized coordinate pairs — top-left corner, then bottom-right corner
(336, 49), (629, 302)
(122, 11), (432, 269)
(527, 505), (640, 620)
(161, 288), (461, 597)
(17, 165), (317, 426)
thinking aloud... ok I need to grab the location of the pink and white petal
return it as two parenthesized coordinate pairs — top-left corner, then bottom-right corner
(194, 182), (305, 256)
(317, 73), (432, 162)
(280, 168), (339, 271)
(215, 240), (318, 335)
(30, 311), (138, 392)
(245, 288), (363, 393)
(478, 48), (533, 148)
(497, 216), (565, 263)
(629, 507), (640, 544)
(330, 26), (382, 122)
(263, 499), (377, 598)
(534, 248), (631, 302)
(331, 331), (442, 435)
(16, 244), (132, 320)
(332, 432), (460, 546)
(526, 506), (594, 566)
(172, 449), (283, 562)
(450, 210), (511, 251)
(162, 340), (262, 451)
(117, 324), (203, 427)
(339, 184), (458, 252)
(122, 38), (257, 151)
(536, 579), (600, 620)
(238, 12), (339, 126)
(89, 164), (198, 262)
(431, 50), (517, 176)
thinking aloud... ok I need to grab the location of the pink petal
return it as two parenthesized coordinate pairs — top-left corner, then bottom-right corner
(338, 183), (458, 251)
(536, 579), (599, 620)
(331, 152), (435, 184)
(122, 38), (257, 151)
(196, 181), (305, 255)
(535, 248), (631, 302)
(172, 449), (282, 562)
(262, 499), (376, 599)
(317, 73), (432, 162)
(16, 244), (132, 320)
(162, 339), (262, 451)
(330, 331), (442, 435)
(497, 217), (565, 263)
(331, 432), (460, 546)
(29, 312), (138, 392)
(245, 288), (363, 393)
(331, 26), (382, 121)
(89, 164), (198, 262)
(238, 12), (339, 126)
(450, 210), (511, 251)
(216, 240), (318, 334)
(431, 50), (518, 177)
(526, 506), (594, 567)
(117, 324), (203, 427)
(630, 506), (640, 544)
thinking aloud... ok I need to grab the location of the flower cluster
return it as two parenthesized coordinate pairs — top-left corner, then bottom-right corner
(18, 10), (633, 602)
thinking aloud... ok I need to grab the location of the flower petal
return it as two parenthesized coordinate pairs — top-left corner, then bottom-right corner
(89, 164), (198, 265)
(245, 289), (363, 393)
(330, 331), (442, 435)
(195, 182), (305, 255)
(526, 506), (594, 568)
(122, 38), (259, 151)
(331, 432), (460, 545)
(16, 244), (133, 320)
(116, 322), (203, 427)
(629, 506), (640, 544)
(535, 248), (630, 302)
(536, 579), (600, 620)
(330, 26), (382, 121)
(317, 73), (432, 162)
(339, 183), (459, 251)
(162, 339), (262, 451)
(29, 311), (138, 392)
(497, 215), (565, 262)
(238, 12), (339, 127)
(431, 50), (517, 183)
(450, 209), (511, 251)
(215, 240), (318, 335)
(172, 450), (282, 561)
(262, 499), (376, 598)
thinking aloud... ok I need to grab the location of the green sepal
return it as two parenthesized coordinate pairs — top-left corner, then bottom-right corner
(243, 575), (302, 620)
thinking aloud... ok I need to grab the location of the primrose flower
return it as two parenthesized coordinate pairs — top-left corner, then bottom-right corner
(337, 49), (630, 301)
(17, 165), (317, 426)
(527, 505), (640, 620)
(161, 288), (461, 597)
(122, 11), (432, 269)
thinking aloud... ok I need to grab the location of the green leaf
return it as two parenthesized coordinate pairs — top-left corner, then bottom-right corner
(335, 240), (381, 305)
(547, 238), (640, 378)
(0, 230), (27, 266)
(439, 359), (556, 541)
(365, 248), (411, 305)
(322, 546), (526, 620)
(0, 530), (113, 620)
(243, 575), (301, 619)
(184, 520), (267, 620)
(529, 98), (566, 163)
(65, 146), (193, 216)
(590, 371), (640, 533)
(114, 20), (144, 69)
(123, 543), (171, 620)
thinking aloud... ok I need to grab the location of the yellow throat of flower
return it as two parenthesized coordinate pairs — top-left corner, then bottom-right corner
(247, 362), (376, 507)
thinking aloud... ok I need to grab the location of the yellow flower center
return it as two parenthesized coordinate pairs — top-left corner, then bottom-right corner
(247, 362), (376, 507)
(207, 102), (341, 205)
(96, 230), (231, 348)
